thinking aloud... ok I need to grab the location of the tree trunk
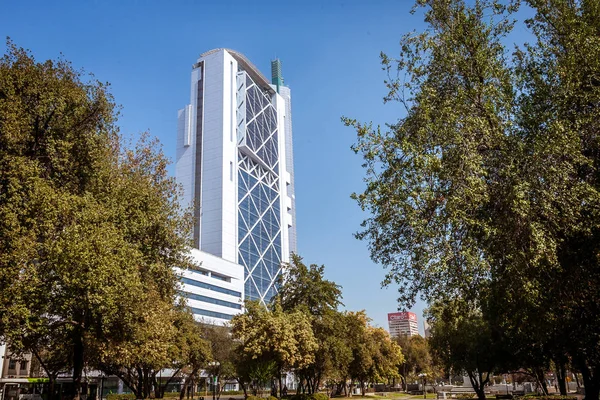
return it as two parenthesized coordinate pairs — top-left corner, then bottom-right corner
(31, 350), (58, 400)
(157, 368), (181, 399)
(555, 360), (567, 396)
(530, 368), (548, 395)
(153, 373), (160, 399)
(315, 376), (321, 396)
(537, 369), (549, 396)
(49, 374), (58, 400)
(136, 367), (145, 399)
(576, 359), (600, 400)
(241, 382), (248, 399)
(179, 373), (197, 400)
(467, 371), (486, 400)
(145, 368), (152, 399)
(279, 371), (284, 400)
(72, 332), (85, 400)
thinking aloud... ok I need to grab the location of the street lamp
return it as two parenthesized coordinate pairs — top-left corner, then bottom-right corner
(418, 374), (428, 400)
(208, 362), (220, 400)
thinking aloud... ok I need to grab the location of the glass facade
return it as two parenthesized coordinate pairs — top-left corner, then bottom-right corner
(189, 307), (234, 321)
(181, 277), (241, 297)
(237, 71), (283, 304)
(179, 291), (242, 310)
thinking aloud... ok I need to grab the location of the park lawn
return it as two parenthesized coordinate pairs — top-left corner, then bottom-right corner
(360, 394), (438, 399)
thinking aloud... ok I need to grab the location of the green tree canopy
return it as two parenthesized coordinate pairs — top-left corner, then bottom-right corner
(0, 41), (194, 400)
(232, 301), (318, 399)
(395, 334), (435, 389)
(278, 254), (343, 315)
(276, 254), (345, 394)
(428, 300), (505, 400)
(345, 1), (600, 398)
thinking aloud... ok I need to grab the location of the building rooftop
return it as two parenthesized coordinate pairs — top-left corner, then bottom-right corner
(198, 48), (276, 95)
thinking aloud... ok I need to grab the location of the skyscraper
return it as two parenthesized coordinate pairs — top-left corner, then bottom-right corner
(176, 49), (296, 322)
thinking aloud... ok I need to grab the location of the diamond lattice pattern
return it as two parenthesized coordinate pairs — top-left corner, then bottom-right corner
(237, 73), (282, 305)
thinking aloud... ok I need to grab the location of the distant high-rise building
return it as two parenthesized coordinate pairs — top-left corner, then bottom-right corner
(388, 312), (419, 337)
(423, 320), (431, 338)
(176, 49), (296, 323)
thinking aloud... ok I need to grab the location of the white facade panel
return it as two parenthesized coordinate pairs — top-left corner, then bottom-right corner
(221, 53), (238, 263)
(274, 92), (290, 264)
(275, 85), (297, 254)
(176, 105), (194, 220)
(199, 51), (225, 257)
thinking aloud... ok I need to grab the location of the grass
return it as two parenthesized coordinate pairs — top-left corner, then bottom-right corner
(358, 394), (438, 400)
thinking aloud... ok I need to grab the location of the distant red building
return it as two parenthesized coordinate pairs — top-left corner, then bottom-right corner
(388, 311), (419, 337)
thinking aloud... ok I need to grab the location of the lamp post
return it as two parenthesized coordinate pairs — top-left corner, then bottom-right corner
(208, 362), (220, 400)
(418, 374), (428, 399)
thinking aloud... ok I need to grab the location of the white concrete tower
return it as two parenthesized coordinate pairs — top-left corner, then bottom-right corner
(177, 49), (295, 308)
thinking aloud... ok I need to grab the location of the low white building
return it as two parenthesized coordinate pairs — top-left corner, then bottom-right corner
(177, 248), (245, 325)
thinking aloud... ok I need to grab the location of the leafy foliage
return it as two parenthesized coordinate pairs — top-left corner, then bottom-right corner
(395, 334), (438, 388)
(345, 0), (600, 398)
(278, 254), (343, 315)
(428, 300), (503, 400)
(0, 40), (195, 399)
(277, 254), (346, 394)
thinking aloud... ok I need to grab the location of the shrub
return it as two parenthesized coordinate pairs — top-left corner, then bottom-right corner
(288, 393), (329, 400)
(246, 396), (262, 400)
(515, 397), (576, 400)
(107, 395), (136, 400)
(267, 396), (279, 400)
(290, 394), (311, 400)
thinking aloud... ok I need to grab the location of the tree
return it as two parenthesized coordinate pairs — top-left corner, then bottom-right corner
(344, 0), (518, 307)
(278, 254), (343, 315)
(176, 318), (213, 400)
(0, 41), (193, 400)
(345, 1), (600, 398)
(96, 302), (210, 399)
(277, 254), (346, 394)
(202, 323), (237, 400)
(395, 335), (434, 390)
(231, 301), (318, 399)
(367, 327), (404, 386)
(510, 2), (600, 397)
(345, 311), (403, 396)
(428, 300), (503, 400)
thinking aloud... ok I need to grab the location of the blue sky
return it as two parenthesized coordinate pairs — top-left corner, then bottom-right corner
(0, 0), (535, 333)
